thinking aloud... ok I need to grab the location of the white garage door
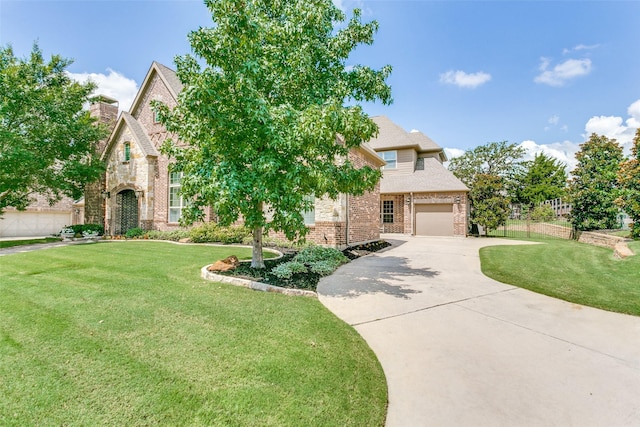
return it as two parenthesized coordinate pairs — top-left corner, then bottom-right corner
(0, 211), (72, 237)
(415, 204), (454, 236)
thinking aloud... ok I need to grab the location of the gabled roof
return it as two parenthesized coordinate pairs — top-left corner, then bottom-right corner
(100, 112), (159, 161)
(368, 116), (445, 157)
(381, 157), (468, 194)
(128, 61), (183, 115)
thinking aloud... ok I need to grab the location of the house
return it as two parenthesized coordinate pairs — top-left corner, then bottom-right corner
(0, 195), (82, 238)
(91, 62), (384, 248)
(368, 116), (469, 236)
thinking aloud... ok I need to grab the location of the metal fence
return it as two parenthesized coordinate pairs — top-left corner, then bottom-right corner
(485, 201), (574, 239)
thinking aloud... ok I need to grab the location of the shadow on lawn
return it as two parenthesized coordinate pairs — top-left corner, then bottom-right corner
(319, 254), (439, 299)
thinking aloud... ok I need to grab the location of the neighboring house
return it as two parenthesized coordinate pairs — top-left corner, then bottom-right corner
(368, 116), (469, 236)
(92, 62), (384, 247)
(0, 195), (82, 238)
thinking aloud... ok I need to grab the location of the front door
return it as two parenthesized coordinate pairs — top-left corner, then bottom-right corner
(115, 189), (139, 235)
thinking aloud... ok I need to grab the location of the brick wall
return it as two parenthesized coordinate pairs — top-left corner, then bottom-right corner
(346, 148), (381, 245)
(380, 194), (404, 233)
(85, 99), (118, 226)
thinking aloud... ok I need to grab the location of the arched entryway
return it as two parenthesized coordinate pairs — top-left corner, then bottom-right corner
(114, 189), (139, 235)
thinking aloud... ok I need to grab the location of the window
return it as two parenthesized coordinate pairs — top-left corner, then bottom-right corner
(169, 171), (185, 223)
(382, 200), (394, 223)
(303, 195), (315, 225)
(124, 142), (131, 162)
(378, 150), (397, 169)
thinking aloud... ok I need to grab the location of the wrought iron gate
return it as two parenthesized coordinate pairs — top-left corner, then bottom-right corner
(115, 190), (138, 235)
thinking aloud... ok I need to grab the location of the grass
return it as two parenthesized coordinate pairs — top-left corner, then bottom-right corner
(0, 237), (61, 249)
(480, 239), (640, 316)
(0, 241), (387, 426)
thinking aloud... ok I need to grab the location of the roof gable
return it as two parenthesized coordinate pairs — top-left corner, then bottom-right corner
(369, 116), (447, 160)
(128, 61), (182, 115)
(100, 112), (159, 162)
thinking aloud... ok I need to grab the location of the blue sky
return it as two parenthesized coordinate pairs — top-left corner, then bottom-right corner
(2, 0), (639, 169)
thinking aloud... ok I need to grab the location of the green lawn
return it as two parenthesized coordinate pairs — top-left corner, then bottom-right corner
(480, 239), (640, 316)
(0, 237), (61, 249)
(0, 241), (387, 426)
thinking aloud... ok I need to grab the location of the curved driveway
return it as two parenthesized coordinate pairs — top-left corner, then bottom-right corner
(318, 235), (640, 427)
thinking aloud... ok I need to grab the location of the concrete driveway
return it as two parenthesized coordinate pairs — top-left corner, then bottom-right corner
(318, 235), (640, 427)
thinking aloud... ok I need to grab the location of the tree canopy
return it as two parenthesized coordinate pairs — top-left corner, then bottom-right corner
(513, 152), (567, 206)
(448, 141), (525, 190)
(0, 44), (106, 216)
(469, 173), (510, 235)
(568, 133), (623, 231)
(448, 141), (524, 233)
(617, 128), (640, 238)
(155, 0), (392, 267)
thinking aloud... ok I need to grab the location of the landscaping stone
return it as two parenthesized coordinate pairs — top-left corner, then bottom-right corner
(207, 255), (240, 272)
(614, 241), (635, 259)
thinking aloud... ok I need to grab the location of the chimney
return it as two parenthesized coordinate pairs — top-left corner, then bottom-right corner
(84, 95), (119, 228)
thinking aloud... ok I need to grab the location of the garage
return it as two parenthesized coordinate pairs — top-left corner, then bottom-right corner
(415, 204), (454, 236)
(0, 211), (72, 237)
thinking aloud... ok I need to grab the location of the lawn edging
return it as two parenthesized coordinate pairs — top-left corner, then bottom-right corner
(201, 265), (318, 297)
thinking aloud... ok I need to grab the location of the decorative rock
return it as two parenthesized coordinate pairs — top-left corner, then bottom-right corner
(207, 255), (241, 272)
(614, 242), (635, 259)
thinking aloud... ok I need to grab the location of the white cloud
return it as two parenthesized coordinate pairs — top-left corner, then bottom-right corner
(562, 44), (600, 55)
(444, 147), (465, 159)
(534, 57), (592, 87)
(439, 70), (491, 89)
(519, 139), (580, 171)
(582, 99), (640, 152)
(548, 115), (560, 125)
(67, 69), (139, 112)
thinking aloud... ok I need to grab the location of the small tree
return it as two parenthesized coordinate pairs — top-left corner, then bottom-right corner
(0, 44), (107, 215)
(155, 0), (392, 268)
(469, 174), (510, 236)
(617, 128), (640, 238)
(568, 133), (623, 231)
(513, 152), (567, 207)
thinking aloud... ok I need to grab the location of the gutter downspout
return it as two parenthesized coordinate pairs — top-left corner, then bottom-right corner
(410, 192), (414, 235)
(345, 195), (349, 247)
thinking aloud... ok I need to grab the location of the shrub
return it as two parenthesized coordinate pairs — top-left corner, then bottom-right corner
(295, 246), (348, 266)
(308, 260), (338, 276)
(531, 205), (555, 222)
(189, 222), (251, 243)
(271, 261), (308, 279)
(144, 230), (190, 241)
(69, 224), (104, 235)
(125, 227), (145, 239)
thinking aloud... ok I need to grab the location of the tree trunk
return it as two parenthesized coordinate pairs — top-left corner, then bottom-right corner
(251, 225), (265, 269)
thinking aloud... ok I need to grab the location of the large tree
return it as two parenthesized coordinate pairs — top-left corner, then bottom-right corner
(513, 152), (567, 206)
(568, 133), (623, 231)
(155, 0), (392, 267)
(0, 44), (106, 215)
(448, 141), (524, 232)
(617, 128), (640, 238)
(448, 140), (526, 190)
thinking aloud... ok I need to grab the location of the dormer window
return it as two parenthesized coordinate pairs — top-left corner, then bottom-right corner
(124, 142), (131, 162)
(378, 150), (397, 169)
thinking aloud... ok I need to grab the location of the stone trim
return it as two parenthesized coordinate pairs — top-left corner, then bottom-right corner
(200, 266), (317, 297)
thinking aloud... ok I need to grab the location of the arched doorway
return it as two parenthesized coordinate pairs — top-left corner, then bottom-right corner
(115, 189), (139, 235)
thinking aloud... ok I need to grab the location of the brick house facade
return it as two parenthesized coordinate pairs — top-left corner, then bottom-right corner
(93, 62), (384, 247)
(369, 116), (469, 237)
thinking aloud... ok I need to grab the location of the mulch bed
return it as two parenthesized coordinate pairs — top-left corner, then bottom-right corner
(217, 240), (391, 291)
